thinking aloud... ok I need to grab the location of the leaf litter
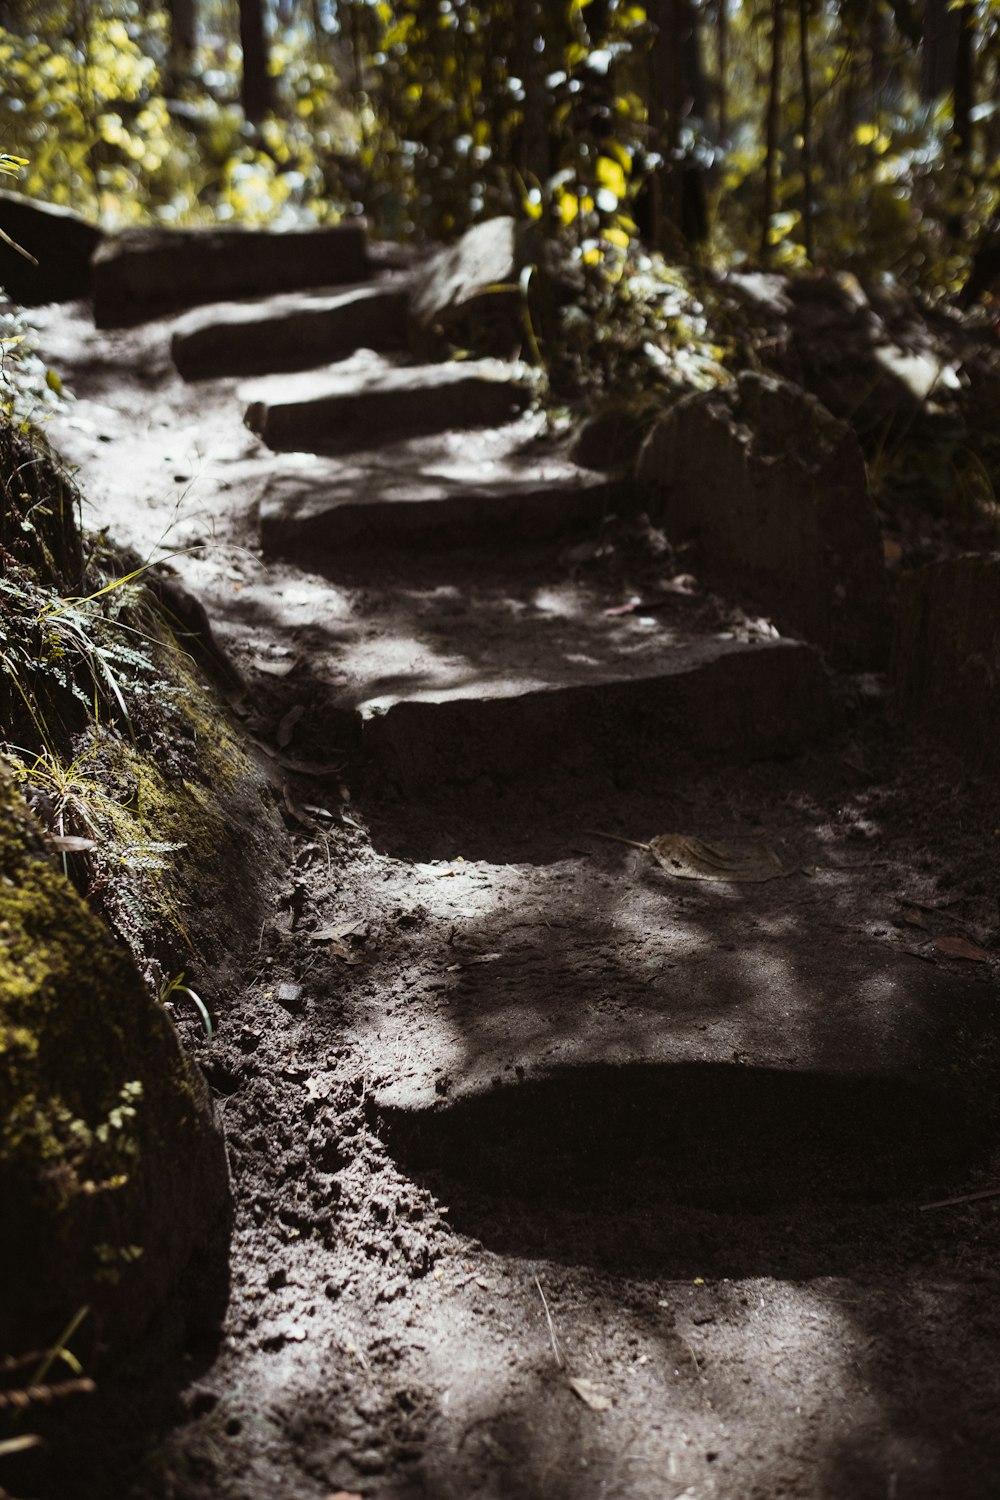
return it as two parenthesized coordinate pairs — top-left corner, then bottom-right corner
(585, 829), (793, 881)
(932, 934), (990, 963)
(567, 1376), (614, 1412)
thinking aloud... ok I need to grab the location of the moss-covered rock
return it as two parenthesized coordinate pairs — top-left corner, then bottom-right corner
(0, 767), (231, 1360)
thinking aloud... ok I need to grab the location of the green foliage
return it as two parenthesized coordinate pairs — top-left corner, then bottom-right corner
(159, 972), (212, 1040)
(3, 1), (1000, 310)
(550, 244), (728, 400)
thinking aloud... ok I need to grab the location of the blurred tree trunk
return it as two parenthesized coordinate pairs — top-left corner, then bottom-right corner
(645, 0), (709, 249)
(952, 1), (976, 166)
(239, 0), (273, 123)
(921, 0), (960, 100)
(166, 0), (195, 91)
(513, 0), (549, 186)
(716, 0), (729, 143)
(798, 0), (814, 263)
(760, 0), (784, 263)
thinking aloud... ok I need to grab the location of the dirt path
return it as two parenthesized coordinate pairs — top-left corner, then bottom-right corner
(28, 281), (1000, 1500)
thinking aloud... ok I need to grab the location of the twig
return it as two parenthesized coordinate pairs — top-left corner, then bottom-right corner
(919, 1186), (1000, 1213)
(583, 829), (652, 852)
(534, 1275), (564, 1369)
(0, 224), (37, 264)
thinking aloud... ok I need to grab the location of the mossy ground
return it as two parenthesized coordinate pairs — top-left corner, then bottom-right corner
(0, 415), (282, 1417)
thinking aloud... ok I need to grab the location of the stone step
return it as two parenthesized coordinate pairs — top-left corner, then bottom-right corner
(258, 430), (629, 559)
(242, 352), (537, 454)
(356, 630), (830, 792)
(92, 221), (370, 327)
(365, 833), (997, 1207)
(0, 189), (103, 306)
(171, 280), (411, 380)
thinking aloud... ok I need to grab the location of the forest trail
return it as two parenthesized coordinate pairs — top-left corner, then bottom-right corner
(29, 248), (1000, 1500)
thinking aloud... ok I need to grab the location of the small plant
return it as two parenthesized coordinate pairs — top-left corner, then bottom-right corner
(0, 1307), (95, 1465)
(159, 971), (212, 1040)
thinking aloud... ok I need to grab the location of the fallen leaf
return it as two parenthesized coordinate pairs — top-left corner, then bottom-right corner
(933, 935), (990, 963)
(252, 655), (298, 677)
(568, 1376), (613, 1412)
(649, 834), (791, 882)
(303, 1075), (334, 1101)
(48, 834), (97, 853)
(883, 537), (904, 564)
(277, 703), (305, 748)
(604, 595), (642, 616)
(310, 930), (363, 963)
(248, 734), (343, 778)
(326, 1491), (364, 1500)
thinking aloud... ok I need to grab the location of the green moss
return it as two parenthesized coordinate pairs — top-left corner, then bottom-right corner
(0, 769), (229, 1357)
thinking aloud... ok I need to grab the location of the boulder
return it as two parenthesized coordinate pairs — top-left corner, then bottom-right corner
(570, 395), (666, 473)
(723, 271), (964, 445)
(636, 371), (890, 667)
(0, 190), (103, 305)
(409, 215), (581, 360)
(892, 553), (1000, 762)
(92, 221), (370, 327)
(0, 770), (231, 1360)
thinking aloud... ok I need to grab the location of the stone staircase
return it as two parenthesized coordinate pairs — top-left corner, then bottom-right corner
(28, 219), (1000, 1500)
(36, 222), (996, 1194)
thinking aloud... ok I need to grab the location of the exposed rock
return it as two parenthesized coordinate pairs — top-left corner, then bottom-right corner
(0, 770), (230, 1359)
(570, 395), (667, 472)
(636, 371), (890, 666)
(410, 217), (521, 357)
(893, 552), (1000, 761)
(409, 215), (581, 359)
(0, 189), (103, 305)
(92, 222), (369, 327)
(723, 270), (964, 444)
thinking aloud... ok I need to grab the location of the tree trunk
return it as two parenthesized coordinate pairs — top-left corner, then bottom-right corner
(798, 0), (814, 263)
(952, 1), (976, 166)
(239, 0), (273, 125)
(643, 0), (709, 248)
(512, 0), (549, 187)
(760, 0), (784, 263)
(167, 0), (196, 89)
(716, 0), (729, 143)
(921, 0), (960, 100)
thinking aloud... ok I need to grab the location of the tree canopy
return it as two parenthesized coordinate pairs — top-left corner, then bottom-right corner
(2, 0), (1000, 298)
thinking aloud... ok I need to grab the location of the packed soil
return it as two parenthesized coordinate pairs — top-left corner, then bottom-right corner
(16, 296), (1000, 1500)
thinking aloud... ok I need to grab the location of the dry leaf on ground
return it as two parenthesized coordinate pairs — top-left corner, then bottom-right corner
(277, 703), (305, 748)
(649, 834), (791, 882)
(933, 935), (990, 963)
(310, 929), (363, 963)
(252, 654), (298, 677)
(567, 1376), (613, 1411)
